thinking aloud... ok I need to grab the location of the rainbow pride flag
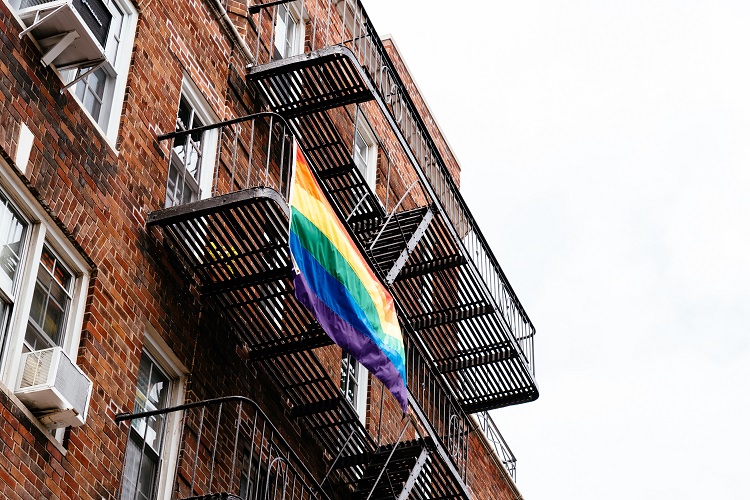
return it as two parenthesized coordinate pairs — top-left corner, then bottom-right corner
(288, 145), (408, 413)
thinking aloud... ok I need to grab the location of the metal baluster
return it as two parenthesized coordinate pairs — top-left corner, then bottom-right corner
(190, 406), (205, 496)
(229, 400), (243, 493)
(264, 116), (274, 183)
(207, 402), (224, 490)
(231, 123), (239, 191)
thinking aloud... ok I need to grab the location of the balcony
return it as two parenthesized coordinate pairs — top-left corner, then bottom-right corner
(241, 0), (537, 413)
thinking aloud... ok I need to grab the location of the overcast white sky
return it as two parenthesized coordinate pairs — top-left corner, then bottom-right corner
(366, 1), (750, 498)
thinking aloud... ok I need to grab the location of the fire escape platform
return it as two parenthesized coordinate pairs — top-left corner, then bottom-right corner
(146, 188), (332, 359)
(247, 46), (538, 414)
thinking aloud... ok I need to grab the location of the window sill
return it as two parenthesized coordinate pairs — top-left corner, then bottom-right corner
(0, 381), (68, 456)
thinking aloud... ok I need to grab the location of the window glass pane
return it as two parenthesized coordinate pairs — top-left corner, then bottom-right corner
(76, 68), (107, 121)
(274, 6), (289, 58)
(185, 142), (201, 179)
(0, 301), (8, 358)
(177, 97), (192, 130)
(354, 129), (369, 175)
(25, 246), (73, 350)
(24, 323), (52, 352)
(133, 353), (169, 449)
(341, 353), (360, 410)
(165, 160), (197, 208)
(0, 194), (27, 288)
(121, 437), (158, 500)
(273, 4), (299, 59)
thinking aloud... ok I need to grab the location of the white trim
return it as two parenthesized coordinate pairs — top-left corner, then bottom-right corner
(142, 325), (188, 500)
(15, 122), (34, 174)
(95, 0), (137, 140)
(274, 1), (306, 59)
(2, 223), (45, 386)
(354, 116), (378, 190)
(354, 362), (368, 425)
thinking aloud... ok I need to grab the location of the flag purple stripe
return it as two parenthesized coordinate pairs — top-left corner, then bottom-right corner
(293, 271), (408, 413)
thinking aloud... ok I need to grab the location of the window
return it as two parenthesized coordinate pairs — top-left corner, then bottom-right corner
(353, 117), (377, 190)
(341, 352), (368, 423)
(24, 246), (74, 352)
(0, 194), (28, 357)
(239, 449), (268, 500)
(0, 171), (89, 394)
(273, 2), (303, 60)
(120, 331), (186, 500)
(121, 351), (171, 500)
(9, 0), (137, 141)
(0, 194), (27, 298)
(165, 84), (218, 208)
(68, 0), (136, 139)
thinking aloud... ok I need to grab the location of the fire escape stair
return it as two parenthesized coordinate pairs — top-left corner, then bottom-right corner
(353, 439), (429, 500)
(146, 189), (376, 488)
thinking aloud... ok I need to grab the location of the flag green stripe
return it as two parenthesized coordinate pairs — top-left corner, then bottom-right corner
(291, 208), (404, 356)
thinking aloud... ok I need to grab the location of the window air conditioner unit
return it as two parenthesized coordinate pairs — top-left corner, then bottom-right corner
(17, 0), (112, 70)
(14, 346), (93, 429)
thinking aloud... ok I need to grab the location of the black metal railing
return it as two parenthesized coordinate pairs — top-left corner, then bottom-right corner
(245, 0), (535, 375)
(159, 111), (294, 205)
(115, 396), (330, 499)
(404, 337), (469, 482)
(475, 412), (517, 482)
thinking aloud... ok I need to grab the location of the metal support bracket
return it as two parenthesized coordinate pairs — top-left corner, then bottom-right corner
(40, 30), (80, 66)
(18, 4), (67, 38)
(59, 58), (106, 92)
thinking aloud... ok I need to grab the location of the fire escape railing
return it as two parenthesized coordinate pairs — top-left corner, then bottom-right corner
(475, 412), (517, 482)
(404, 336), (469, 481)
(244, 0), (535, 375)
(115, 396), (331, 500)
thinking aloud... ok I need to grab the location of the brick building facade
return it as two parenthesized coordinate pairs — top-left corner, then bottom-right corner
(0, 0), (537, 498)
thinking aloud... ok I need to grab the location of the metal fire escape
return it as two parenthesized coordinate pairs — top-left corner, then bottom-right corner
(141, 0), (536, 498)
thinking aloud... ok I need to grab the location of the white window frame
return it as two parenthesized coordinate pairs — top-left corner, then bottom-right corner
(139, 327), (187, 500)
(164, 80), (219, 207)
(0, 159), (90, 398)
(353, 116), (377, 190)
(341, 352), (368, 424)
(272, 1), (305, 60)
